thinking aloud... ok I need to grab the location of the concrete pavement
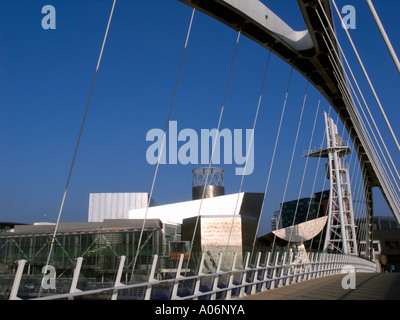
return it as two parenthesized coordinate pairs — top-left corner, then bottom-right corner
(241, 273), (400, 300)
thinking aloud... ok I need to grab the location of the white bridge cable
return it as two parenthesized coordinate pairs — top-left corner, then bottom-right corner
(326, 30), (400, 196)
(365, 0), (400, 76)
(331, 68), (398, 251)
(185, 31), (242, 273)
(331, 62), (400, 209)
(302, 105), (331, 252)
(330, 62), (381, 192)
(129, 7), (196, 281)
(317, 1), (400, 198)
(38, 0), (117, 298)
(352, 156), (368, 249)
(317, 1), (400, 217)
(261, 67), (294, 251)
(316, 5), (400, 193)
(330, 0), (400, 155)
(295, 93), (322, 223)
(346, 142), (364, 246)
(283, 81), (310, 248)
(223, 49), (273, 260)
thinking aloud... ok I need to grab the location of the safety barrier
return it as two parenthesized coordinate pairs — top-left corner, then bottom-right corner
(8, 250), (376, 300)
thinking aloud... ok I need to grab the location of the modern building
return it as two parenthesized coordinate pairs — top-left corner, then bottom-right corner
(271, 211), (282, 231)
(0, 222), (26, 233)
(0, 168), (265, 297)
(0, 193), (264, 297)
(279, 198), (318, 228)
(357, 216), (400, 271)
(272, 191), (329, 229)
(264, 191), (330, 250)
(373, 216), (400, 230)
(88, 192), (156, 222)
(129, 192), (264, 270)
(0, 219), (177, 281)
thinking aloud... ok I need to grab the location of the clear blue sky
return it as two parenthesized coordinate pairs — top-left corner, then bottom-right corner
(1, 0), (399, 235)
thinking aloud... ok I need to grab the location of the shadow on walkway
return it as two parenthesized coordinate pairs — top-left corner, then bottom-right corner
(241, 273), (400, 300)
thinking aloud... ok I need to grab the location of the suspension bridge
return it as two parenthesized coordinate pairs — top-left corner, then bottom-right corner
(2, 0), (400, 301)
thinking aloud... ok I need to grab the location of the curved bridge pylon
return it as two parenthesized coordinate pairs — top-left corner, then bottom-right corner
(179, 0), (400, 260)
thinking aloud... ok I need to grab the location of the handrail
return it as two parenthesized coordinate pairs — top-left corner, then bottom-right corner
(7, 249), (376, 301)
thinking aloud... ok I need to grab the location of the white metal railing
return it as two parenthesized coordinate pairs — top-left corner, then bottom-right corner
(7, 250), (377, 300)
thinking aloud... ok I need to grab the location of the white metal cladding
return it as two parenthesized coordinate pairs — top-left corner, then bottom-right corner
(129, 193), (245, 224)
(88, 193), (152, 222)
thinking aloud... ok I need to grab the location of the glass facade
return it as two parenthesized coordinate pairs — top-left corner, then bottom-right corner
(280, 198), (318, 228)
(0, 229), (163, 280)
(278, 192), (329, 228)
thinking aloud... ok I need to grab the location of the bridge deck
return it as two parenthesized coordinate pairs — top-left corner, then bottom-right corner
(241, 273), (400, 300)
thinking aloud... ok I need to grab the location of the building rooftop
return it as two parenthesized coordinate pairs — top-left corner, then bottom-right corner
(0, 219), (163, 237)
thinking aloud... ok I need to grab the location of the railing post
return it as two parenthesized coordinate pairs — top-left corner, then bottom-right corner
(111, 255), (127, 300)
(239, 252), (250, 298)
(326, 253), (332, 276)
(225, 252), (237, 300)
(315, 252), (321, 279)
(329, 254), (335, 275)
(260, 252), (271, 292)
(325, 254), (331, 276)
(335, 254), (342, 274)
(330, 254), (336, 275)
(335, 254), (341, 274)
(322, 253), (328, 277)
(277, 252), (287, 288)
(309, 252), (316, 279)
(314, 252), (321, 279)
(307, 252), (314, 280)
(250, 252), (262, 295)
(210, 252), (223, 300)
(284, 252), (293, 286)
(269, 252), (280, 290)
(345, 254), (350, 273)
(326, 253), (337, 276)
(338, 254), (344, 274)
(292, 251), (300, 284)
(193, 253), (205, 300)
(298, 251), (308, 283)
(333, 254), (338, 274)
(171, 254), (184, 300)
(144, 254), (158, 300)
(9, 259), (27, 300)
(322, 253), (327, 277)
(68, 257), (83, 300)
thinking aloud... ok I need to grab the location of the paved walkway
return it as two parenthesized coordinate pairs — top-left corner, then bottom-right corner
(241, 273), (400, 300)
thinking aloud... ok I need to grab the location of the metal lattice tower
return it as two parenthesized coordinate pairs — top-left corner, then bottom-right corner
(306, 112), (358, 255)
